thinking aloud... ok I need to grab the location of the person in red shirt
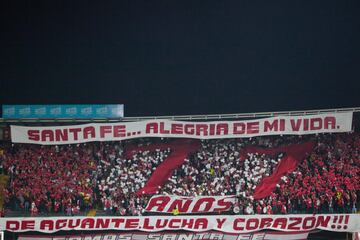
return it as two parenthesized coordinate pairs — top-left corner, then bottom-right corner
(266, 204), (272, 215)
(54, 200), (60, 213)
(30, 202), (37, 217)
(255, 203), (262, 214)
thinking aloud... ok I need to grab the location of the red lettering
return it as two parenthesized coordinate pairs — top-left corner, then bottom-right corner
(111, 218), (125, 228)
(247, 122), (259, 134)
(264, 120), (278, 132)
(233, 122), (246, 134)
(113, 125), (126, 137)
(42, 130), (54, 142)
(259, 218), (273, 228)
(288, 217), (302, 230)
(159, 122), (170, 134)
(302, 217), (316, 230)
(80, 218), (95, 229)
(246, 218), (259, 231)
(40, 220), (54, 231)
(290, 119), (301, 131)
(146, 122), (158, 134)
(304, 119), (309, 131)
(193, 218), (207, 229)
(216, 218), (227, 228)
(310, 118), (322, 130)
(214, 197), (233, 212)
(21, 220), (35, 230)
(95, 218), (110, 228)
(68, 128), (81, 141)
(55, 219), (67, 230)
(6, 220), (20, 231)
(280, 119), (285, 131)
(55, 129), (68, 141)
(143, 218), (155, 230)
(272, 217), (287, 229)
(167, 199), (192, 213)
(169, 219), (182, 228)
(184, 124), (195, 135)
(216, 124), (228, 135)
(196, 124), (208, 136)
(155, 219), (169, 228)
(181, 219), (194, 228)
(83, 126), (96, 139)
(233, 218), (245, 230)
(324, 117), (336, 129)
(192, 197), (215, 212)
(316, 216), (331, 228)
(100, 126), (112, 138)
(125, 219), (139, 229)
(145, 196), (171, 212)
(7, 220), (35, 231)
(28, 130), (40, 141)
(209, 124), (216, 135)
(234, 122), (261, 135)
(171, 124), (183, 134)
(68, 219), (81, 229)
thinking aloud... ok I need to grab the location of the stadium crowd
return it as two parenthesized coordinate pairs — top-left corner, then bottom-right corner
(161, 140), (282, 197)
(0, 133), (359, 216)
(273, 134), (359, 214)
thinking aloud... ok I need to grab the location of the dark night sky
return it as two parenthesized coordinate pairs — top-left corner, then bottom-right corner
(1, 1), (360, 117)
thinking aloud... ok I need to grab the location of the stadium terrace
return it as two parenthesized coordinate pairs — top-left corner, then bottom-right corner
(1, 108), (360, 240)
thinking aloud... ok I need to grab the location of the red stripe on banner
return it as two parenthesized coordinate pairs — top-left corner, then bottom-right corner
(243, 142), (314, 199)
(136, 139), (200, 195)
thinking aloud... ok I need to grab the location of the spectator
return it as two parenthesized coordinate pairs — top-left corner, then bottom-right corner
(0, 133), (359, 216)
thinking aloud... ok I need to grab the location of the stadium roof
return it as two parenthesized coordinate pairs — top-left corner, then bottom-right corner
(0, 107), (359, 123)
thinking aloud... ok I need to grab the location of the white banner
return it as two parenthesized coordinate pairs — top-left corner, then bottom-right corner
(17, 231), (310, 240)
(145, 195), (236, 214)
(1, 214), (359, 233)
(10, 112), (353, 145)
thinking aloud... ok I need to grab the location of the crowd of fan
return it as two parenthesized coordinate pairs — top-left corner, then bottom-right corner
(159, 135), (359, 215)
(0, 133), (359, 217)
(96, 141), (171, 216)
(272, 134), (359, 214)
(0, 144), (97, 216)
(161, 140), (282, 198)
